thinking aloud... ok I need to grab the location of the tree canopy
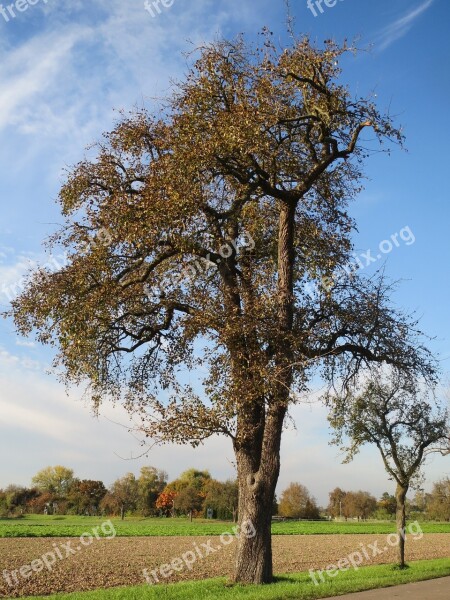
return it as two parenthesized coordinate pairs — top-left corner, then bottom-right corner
(9, 37), (434, 444)
(328, 370), (449, 486)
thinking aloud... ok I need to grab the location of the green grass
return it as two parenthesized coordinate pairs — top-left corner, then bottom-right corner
(273, 521), (450, 536)
(10, 559), (450, 600)
(1, 515), (450, 538)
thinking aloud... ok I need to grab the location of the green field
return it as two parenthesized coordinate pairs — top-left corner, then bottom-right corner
(13, 559), (450, 600)
(1, 515), (449, 538)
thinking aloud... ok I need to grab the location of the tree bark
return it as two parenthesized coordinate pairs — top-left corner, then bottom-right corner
(233, 470), (274, 583)
(232, 202), (296, 584)
(233, 404), (286, 584)
(395, 483), (408, 568)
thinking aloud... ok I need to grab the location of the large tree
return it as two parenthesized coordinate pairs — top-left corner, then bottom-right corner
(328, 369), (449, 567)
(7, 35), (437, 583)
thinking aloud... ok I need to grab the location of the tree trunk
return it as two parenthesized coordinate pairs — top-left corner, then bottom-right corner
(120, 505), (125, 521)
(395, 483), (408, 568)
(233, 452), (278, 583)
(233, 406), (286, 584)
(231, 203), (296, 584)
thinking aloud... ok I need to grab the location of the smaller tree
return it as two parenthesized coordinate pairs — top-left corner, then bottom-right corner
(203, 479), (239, 521)
(346, 490), (377, 521)
(327, 487), (347, 519)
(328, 369), (449, 568)
(156, 489), (178, 517)
(161, 469), (211, 518)
(278, 483), (320, 519)
(173, 486), (204, 521)
(68, 480), (107, 515)
(4, 486), (40, 515)
(0, 489), (7, 517)
(377, 492), (397, 518)
(137, 467), (168, 516)
(411, 489), (428, 514)
(176, 469), (211, 492)
(110, 473), (138, 520)
(427, 478), (450, 521)
(26, 492), (54, 515)
(99, 492), (119, 517)
(32, 466), (74, 497)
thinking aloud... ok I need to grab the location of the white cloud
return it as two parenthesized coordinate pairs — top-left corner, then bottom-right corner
(15, 340), (35, 348)
(0, 345), (42, 370)
(0, 397), (75, 443)
(0, 255), (35, 304)
(0, 344), (236, 487)
(0, 28), (88, 132)
(0, 246), (14, 261)
(375, 0), (434, 51)
(0, 0), (269, 179)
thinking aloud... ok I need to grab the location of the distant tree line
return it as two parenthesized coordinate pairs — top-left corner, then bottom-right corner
(326, 482), (450, 522)
(0, 465), (238, 521)
(1, 465), (449, 523)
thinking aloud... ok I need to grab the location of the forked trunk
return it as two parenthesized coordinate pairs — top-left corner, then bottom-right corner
(232, 203), (295, 584)
(395, 483), (408, 568)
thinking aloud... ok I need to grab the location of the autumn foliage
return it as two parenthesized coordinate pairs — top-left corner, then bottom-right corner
(7, 33), (438, 583)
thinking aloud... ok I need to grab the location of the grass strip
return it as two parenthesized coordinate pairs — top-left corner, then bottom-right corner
(10, 558), (450, 600)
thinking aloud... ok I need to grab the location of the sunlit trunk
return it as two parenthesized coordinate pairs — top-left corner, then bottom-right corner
(233, 405), (286, 584)
(395, 483), (408, 568)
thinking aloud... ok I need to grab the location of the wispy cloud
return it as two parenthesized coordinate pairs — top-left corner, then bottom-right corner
(0, 0), (270, 185)
(375, 0), (434, 51)
(0, 28), (87, 132)
(0, 348), (236, 488)
(15, 340), (35, 348)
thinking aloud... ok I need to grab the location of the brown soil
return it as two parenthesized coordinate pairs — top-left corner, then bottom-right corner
(1, 533), (449, 597)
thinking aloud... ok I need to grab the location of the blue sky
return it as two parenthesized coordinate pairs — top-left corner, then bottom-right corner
(0, 0), (449, 505)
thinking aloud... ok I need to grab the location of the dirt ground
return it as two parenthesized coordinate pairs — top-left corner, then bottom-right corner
(1, 533), (449, 597)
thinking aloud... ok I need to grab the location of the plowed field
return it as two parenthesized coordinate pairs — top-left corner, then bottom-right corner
(1, 533), (449, 597)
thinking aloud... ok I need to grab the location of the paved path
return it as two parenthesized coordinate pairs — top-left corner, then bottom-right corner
(322, 576), (450, 599)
